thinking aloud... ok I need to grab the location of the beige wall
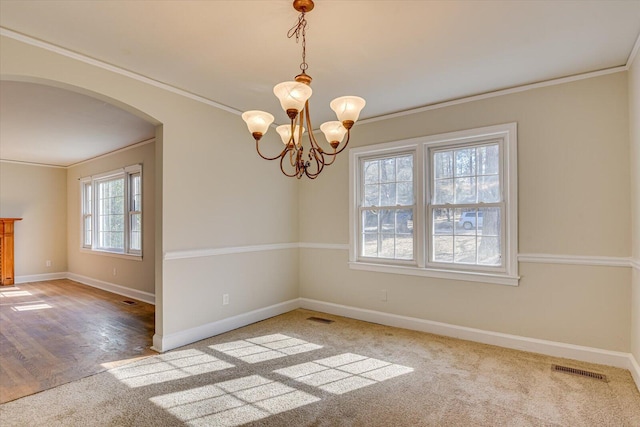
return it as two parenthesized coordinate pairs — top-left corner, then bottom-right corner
(1, 35), (299, 349)
(629, 56), (640, 363)
(67, 141), (156, 295)
(299, 72), (632, 352)
(0, 162), (67, 277)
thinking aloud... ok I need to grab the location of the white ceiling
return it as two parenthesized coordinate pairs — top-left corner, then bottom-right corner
(1, 0), (639, 167)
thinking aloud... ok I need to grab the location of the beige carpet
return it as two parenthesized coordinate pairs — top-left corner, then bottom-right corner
(1, 309), (639, 426)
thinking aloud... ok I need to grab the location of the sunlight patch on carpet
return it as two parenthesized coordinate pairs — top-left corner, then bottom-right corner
(150, 374), (320, 426)
(274, 352), (414, 395)
(109, 349), (235, 388)
(210, 334), (322, 364)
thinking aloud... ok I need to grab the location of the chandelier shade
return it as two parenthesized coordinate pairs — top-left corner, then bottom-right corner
(330, 96), (366, 124)
(241, 110), (275, 136)
(241, 0), (365, 179)
(320, 121), (348, 145)
(273, 81), (313, 114)
(276, 124), (305, 146)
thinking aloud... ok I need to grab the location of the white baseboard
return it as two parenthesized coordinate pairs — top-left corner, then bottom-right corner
(629, 354), (640, 391)
(14, 271), (155, 305)
(66, 273), (155, 305)
(151, 298), (300, 353)
(15, 272), (67, 284)
(299, 298), (633, 371)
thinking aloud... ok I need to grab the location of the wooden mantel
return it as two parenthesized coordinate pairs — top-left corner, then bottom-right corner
(1, 218), (22, 286)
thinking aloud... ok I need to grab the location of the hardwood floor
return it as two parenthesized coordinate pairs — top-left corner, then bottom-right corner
(0, 279), (155, 403)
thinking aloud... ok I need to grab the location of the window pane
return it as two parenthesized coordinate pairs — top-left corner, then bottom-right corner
(454, 236), (476, 263)
(96, 177), (125, 251)
(84, 216), (92, 246)
(434, 151), (453, 179)
(364, 160), (379, 184)
(397, 182), (413, 205)
(455, 148), (476, 177)
(130, 213), (141, 251)
(434, 179), (453, 204)
(478, 175), (500, 203)
(395, 210), (413, 234)
(433, 208), (453, 235)
(433, 236), (453, 262)
(380, 210), (395, 233)
(378, 234), (394, 258)
(396, 156), (413, 181)
(380, 183), (396, 206)
(363, 210), (379, 233)
(364, 184), (379, 207)
(396, 210), (413, 259)
(454, 177), (476, 203)
(359, 154), (414, 261)
(456, 209), (478, 235)
(360, 208), (414, 261)
(477, 144), (499, 175)
(362, 234), (378, 257)
(479, 207), (501, 237)
(478, 236), (500, 265)
(381, 158), (396, 182)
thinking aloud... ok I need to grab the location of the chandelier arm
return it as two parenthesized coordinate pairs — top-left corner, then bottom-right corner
(328, 129), (352, 157)
(280, 151), (299, 178)
(302, 146), (325, 178)
(256, 138), (289, 161)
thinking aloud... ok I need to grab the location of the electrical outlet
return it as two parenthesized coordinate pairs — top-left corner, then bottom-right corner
(113, 267), (117, 276)
(380, 289), (388, 302)
(222, 294), (229, 305)
(45, 260), (52, 267)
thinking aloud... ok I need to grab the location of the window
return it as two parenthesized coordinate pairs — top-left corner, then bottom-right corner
(81, 165), (142, 258)
(349, 123), (518, 286)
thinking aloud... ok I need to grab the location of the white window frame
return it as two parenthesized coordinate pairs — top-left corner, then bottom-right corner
(349, 123), (518, 286)
(358, 151), (417, 264)
(80, 164), (143, 260)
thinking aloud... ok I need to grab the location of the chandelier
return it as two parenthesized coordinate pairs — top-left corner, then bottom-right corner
(241, 0), (365, 179)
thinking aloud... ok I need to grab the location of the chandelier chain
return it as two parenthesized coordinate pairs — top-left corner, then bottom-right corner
(287, 11), (308, 72)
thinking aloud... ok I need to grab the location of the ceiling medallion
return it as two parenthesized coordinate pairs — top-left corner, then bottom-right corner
(241, 0), (365, 179)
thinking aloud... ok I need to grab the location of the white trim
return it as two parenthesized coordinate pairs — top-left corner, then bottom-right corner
(68, 138), (154, 168)
(357, 67), (627, 126)
(631, 258), (640, 271)
(67, 272), (155, 305)
(299, 298), (633, 370)
(627, 31), (640, 68)
(0, 27), (630, 130)
(15, 272), (67, 284)
(299, 242), (349, 251)
(629, 354), (640, 392)
(0, 159), (67, 169)
(163, 242), (298, 260)
(151, 298), (299, 352)
(14, 272), (154, 304)
(0, 138), (154, 169)
(349, 123), (518, 286)
(0, 28), (241, 118)
(518, 253), (631, 268)
(348, 261), (520, 286)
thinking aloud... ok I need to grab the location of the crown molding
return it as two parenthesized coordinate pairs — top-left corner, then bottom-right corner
(0, 137), (155, 169)
(357, 66), (627, 126)
(1, 26), (632, 129)
(0, 159), (66, 169)
(0, 27), (242, 117)
(627, 31), (640, 69)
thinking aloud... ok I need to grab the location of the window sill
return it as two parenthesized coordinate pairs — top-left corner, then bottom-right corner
(80, 248), (142, 261)
(348, 261), (519, 286)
